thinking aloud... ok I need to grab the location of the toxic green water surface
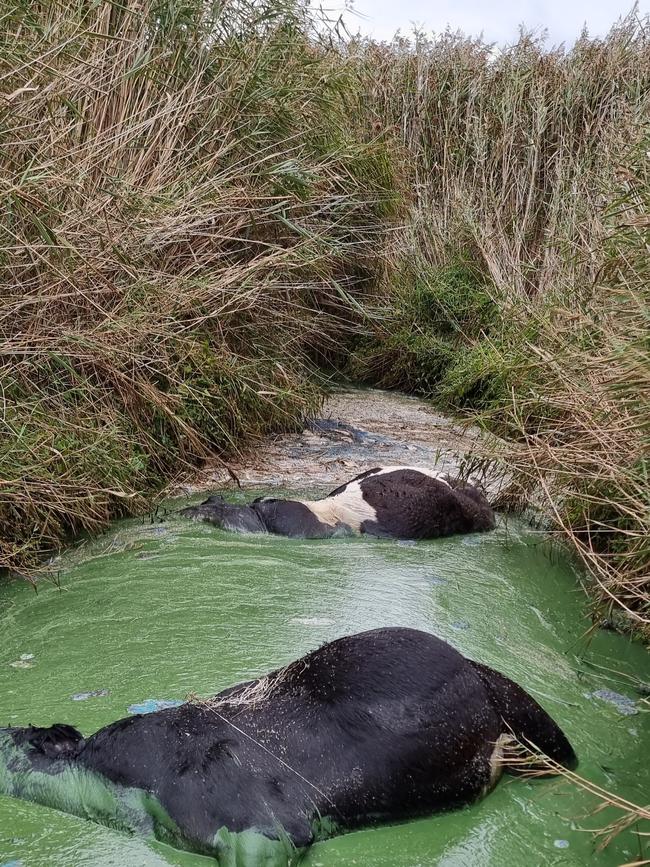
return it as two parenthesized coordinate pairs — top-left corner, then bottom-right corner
(0, 494), (648, 867)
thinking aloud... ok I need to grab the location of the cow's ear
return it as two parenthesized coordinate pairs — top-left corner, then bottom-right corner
(26, 724), (85, 759)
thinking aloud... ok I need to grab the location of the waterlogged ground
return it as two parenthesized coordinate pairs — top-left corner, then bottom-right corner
(0, 503), (648, 867)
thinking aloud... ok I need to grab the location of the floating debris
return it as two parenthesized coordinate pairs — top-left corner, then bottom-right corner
(587, 689), (638, 716)
(72, 689), (110, 701)
(427, 575), (448, 586)
(451, 621), (470, 631)
(554, 840), (570, 849)
(306, 419), (386, 445)
(127, 698), (184, 715)
(397, 539), (416, 547)
(289, 617), (335, 627)
(9, 654), (34, 669)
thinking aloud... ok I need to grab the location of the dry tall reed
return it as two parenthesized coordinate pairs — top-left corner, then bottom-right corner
(348, 18), (650, 632)
(0, 0), (394, 574)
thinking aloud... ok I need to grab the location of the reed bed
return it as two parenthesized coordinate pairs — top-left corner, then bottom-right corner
(0, 0), (394, 574)
(486, 152), (650, 634)
(348, 19), (650, 633)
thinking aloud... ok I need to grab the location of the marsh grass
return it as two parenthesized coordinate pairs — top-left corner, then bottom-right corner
(348, 20), (650, 632)
(0, 0), (395, 573)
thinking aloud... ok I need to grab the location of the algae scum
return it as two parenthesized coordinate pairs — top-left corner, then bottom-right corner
(0, 493), (648, 867)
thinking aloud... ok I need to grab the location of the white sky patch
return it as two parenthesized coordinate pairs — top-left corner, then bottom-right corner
(326, 0), (647, 47)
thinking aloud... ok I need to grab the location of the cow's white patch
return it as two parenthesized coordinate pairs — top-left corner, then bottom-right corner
(300, 486), (376, 531)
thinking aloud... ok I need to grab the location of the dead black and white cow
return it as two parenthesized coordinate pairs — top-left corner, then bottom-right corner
(180, 466), (495, 539)
(0, 628), (577, 864)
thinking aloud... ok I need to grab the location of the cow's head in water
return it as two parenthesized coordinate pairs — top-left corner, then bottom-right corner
(179, 466), (496, 541)
(179, 494), (267, 534)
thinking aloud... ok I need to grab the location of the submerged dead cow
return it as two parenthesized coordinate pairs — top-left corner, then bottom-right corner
(0, 628), (576, 865)
(180, 466), (496, 539)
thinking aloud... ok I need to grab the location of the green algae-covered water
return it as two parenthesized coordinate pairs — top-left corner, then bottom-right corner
(0, 494), (648, 867)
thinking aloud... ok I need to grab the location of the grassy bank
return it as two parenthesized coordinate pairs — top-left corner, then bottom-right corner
(0, 0), (394, 574)
(348, 22), (650, 633)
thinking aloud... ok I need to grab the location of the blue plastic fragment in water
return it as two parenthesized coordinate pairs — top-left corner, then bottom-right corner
(71, 689), (110, 701)
(589, 689), (638, 716)
(554, 840), (570, 849)
(127, 698), (184, 715)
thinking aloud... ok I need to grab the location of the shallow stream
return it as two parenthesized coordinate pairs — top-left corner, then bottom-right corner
(0, 492), (648, 866)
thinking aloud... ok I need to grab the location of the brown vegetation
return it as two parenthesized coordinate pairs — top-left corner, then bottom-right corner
(0, 0), (393, 574)
(347, 19), (650, 633)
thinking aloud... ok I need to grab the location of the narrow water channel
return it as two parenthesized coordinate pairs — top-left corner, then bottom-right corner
(0, 492), (647, 866)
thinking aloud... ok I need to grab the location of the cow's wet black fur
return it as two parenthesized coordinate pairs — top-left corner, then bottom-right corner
(2, 628), (576, 856)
